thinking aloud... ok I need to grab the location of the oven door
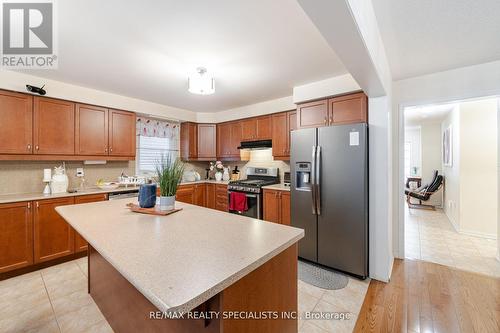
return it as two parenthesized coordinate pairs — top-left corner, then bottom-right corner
(228, 190), (261, 219)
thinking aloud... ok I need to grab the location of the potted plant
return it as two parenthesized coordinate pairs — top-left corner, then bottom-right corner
(155, 155), (185, 211)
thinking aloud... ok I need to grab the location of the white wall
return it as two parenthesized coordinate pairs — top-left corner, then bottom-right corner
(459, 98), (498, 238)
(404, 127), (421, 176)
(441, 108), (461, 229)
(420, 122), (442, 185)
(292, 74), (361, 103)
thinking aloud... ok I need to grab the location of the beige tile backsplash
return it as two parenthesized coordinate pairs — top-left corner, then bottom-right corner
(0, 161), (135, 195)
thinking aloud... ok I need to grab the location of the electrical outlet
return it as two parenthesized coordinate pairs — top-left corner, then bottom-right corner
(76, 167), (84, 177)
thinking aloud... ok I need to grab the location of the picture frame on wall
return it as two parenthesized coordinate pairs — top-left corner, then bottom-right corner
(443, 125), (452, 166)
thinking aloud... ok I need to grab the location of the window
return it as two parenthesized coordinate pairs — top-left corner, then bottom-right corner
(136, 135), (179, 174)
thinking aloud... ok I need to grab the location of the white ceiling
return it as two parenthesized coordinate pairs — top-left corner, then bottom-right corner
(373, 0), (500, 80)
(22, 0), (346, 112)
(404, 103), (456, 125)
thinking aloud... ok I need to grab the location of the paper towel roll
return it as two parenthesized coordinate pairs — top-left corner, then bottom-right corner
(43, 169), (52, 182)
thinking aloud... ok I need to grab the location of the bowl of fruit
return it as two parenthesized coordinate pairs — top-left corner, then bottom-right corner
(96, 179), (120, 191)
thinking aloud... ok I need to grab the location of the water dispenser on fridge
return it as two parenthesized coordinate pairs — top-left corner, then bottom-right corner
(295, 162), (312, 191)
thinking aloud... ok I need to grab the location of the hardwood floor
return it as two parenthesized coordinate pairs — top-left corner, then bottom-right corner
(354, 258), (500, 333)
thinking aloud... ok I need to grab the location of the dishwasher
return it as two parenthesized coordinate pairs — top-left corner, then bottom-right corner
(108, 189), (139, 200)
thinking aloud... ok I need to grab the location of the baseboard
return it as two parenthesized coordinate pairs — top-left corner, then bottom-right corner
(458, 229), (497, 240)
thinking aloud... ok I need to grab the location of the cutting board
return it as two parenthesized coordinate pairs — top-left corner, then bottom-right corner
(126, 203), (182, 216)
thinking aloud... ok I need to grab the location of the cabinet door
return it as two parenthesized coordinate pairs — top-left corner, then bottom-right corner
(256, 115), (272, 140)
(74, 194), (108, 253)
(241, 118), (257, 141)
(263, 189), (280, 223)
(34, 97), (75, 155)
(328, 92), (367, 125)
(215, 185), (228, 212)
(280, 191), (291, 226)
(75, 104), (108, 156)
(197, 124), (216, 159)
(176, 185), (194, 204)
(193, 184), (206, 206)
(34, 197), (75, 263)
(205, 183), (216, 209)
(109, 109), (136, 157)
(287, 111), (297, 156)
(0, 90), (33, 154)
(230, 121), (242, 157)
(272, 113), (288, 157)
(0, 201), (33, 273)
(180, 122), (198, 160)
(217, 123), (232, 158)
(296, 99), (328, 129)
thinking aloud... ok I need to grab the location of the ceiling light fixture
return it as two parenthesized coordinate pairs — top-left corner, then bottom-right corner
(188, 67), (215, 95)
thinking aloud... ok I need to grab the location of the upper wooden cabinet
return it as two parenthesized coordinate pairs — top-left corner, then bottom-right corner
(34, 197), (75, 263)
(272, 110), (296, 160)
(34, 97), (75, 155)
(296, 92), (368, 129)
(180, 123), (216, 161)
(229, 122), (242, 157)
(241, 118), (257, 141)
(296, 99), (328, 129)
(109, 109), (136, 157)
(0, 201), (33, 273)
(241, 116), (272, 141)
(0, 91), (33, 154)
(256, 115), (272, 140)
(75, 104), (108, 156)
(217, 122), (232, 159)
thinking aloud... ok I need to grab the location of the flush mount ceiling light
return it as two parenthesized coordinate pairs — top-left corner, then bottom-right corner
(188, 67), (215, 95)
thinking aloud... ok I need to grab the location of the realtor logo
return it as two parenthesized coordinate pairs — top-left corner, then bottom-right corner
(1, 0), (58, 68)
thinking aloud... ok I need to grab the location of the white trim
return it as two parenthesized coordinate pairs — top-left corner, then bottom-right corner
(457, 229), (497, 240)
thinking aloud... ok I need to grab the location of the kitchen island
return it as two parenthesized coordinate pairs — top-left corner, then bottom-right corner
(56, 198), (304, 333)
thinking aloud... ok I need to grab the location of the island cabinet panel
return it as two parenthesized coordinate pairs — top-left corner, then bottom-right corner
(215, 184), (228, 212)
(217, 123), (232, 159)
(256, 115), (272, 140)
(328, 92), (367, 125)
(271, 113), (288, 158)
(180, 122), (198, 161)
(296, 99), (328, 129)
(193, 184), (206, 206)
(263, 189), (280, 223)
(75, 104), (109, 156)
(197, 124), (216, 160)
(0, 90), (33, 154)
(176, 185), (194, 204)
(241, 118), (257, 141)
(109, 109), (136, 157)
(0, 201), (33, 273)
(33, 97), (75, 155)
(205, 183), (216, 209)
(73, 194), (108, 253)
(34, 197), (75, 263)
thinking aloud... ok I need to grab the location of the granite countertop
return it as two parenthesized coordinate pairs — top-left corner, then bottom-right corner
(56, 198), (304, 313)
(0, 186), (141, 204)
(262, 183), (291, 191)
(180, 179), (231, 185)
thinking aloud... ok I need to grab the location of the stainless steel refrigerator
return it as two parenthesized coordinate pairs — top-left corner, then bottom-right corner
(291, 123), (368, 279)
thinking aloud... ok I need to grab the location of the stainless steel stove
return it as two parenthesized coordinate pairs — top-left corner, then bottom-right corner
(228, 167), (280, 219)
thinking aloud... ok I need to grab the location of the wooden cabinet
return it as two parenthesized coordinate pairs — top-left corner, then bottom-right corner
(0, 91), (33, 154)
(296, 99), (329, 129)
(197, 124), (216, 160)
(229, 122), (242, 157)
(205, 183), (216, 209)
(75, 104), (108, 156)
(34, 97), (75, 155)
(180, 122), (198, 160)
(0, 201), (33, 273)
(34, 197), (75, 263)
(193, 184), (206, 206)
(241, 118), (257, 141)
(328, 92), (367, 125)
(109, 109), (136, 157)
(296, 92), (368, 129)
(241, 116), (272, 141)
(217, 123), (232, 159)
(176, 185), (194, 204)
(263, 189), (290, 225)
(256, 115), (272, 140)
(74, 194), (108, 253)
(215, 184), (228, 212)
(272, 111), (296, 160)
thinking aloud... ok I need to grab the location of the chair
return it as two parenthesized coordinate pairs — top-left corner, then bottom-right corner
(405, 171), (444, 210)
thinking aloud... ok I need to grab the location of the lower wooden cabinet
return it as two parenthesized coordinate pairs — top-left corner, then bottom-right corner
(74, 194), (108, 253)
(205, 183), (216, 209)
(215, 184), (228, 212)
(177, 183), (226, 210)
(193, 184), (206, 206)
(176, 185), (194, 204)
(34, 197), (76, 263)
(0, 201), (33, 273)
(263, 189), (290, 225)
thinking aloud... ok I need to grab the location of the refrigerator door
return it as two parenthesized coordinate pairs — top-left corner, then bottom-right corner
(317, 123), (368, 277)
(291, 128), (318, 262)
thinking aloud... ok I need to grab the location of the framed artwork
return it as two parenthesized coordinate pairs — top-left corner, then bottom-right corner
(442, 125), (452, 166)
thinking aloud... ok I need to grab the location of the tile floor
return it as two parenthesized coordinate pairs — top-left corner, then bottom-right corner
(0, 257), (369, 333)
(405, 205), (500, 277)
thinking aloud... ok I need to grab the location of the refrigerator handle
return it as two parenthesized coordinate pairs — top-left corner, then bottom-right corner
(311, 145), (317, 215)
(316, 145), (321, 215)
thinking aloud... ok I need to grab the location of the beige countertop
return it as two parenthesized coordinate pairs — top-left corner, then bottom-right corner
(56, 199), (303, 313)
(262, 183), (291, 191)
(180, 180), (230, 186)
(0, 186), (141, 204)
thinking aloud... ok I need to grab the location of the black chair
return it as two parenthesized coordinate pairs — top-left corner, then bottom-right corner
(405, 171), (444, 209)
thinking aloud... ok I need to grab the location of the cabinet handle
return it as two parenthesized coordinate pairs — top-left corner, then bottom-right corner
(105, 147), (108, 153)
(104, 194), (107, 200)
(330, 115), (333, 124)
(27, 144), (32, 151)
(324, 117), (327, 125)
(27, 202), (31, 209)
(110, 148), (113, 152)
(36, 202), (39, 208)
(35, 145), (39, 150)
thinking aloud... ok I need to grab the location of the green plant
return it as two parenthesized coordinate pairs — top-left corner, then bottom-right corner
(155, 155), (185, 197)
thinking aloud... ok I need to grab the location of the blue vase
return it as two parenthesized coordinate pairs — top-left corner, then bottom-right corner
(138, 184), (157, 208)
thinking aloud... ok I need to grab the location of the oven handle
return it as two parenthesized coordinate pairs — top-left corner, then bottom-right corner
(227, 191), (258, 198)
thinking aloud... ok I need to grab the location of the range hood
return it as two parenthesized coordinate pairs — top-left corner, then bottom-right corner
(237, 140), (272, 150)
